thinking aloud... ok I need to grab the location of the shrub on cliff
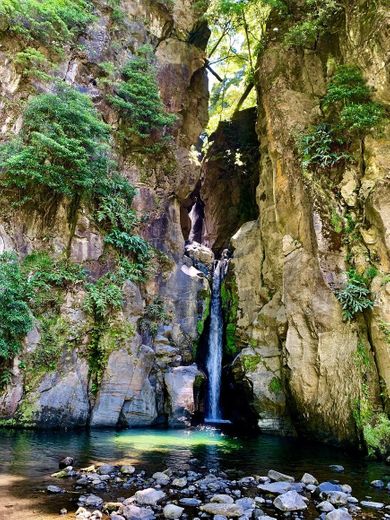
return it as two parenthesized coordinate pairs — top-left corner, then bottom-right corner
(0, 0), (94, 50)
(0, 83), (112, 202)
(109, 46), (176, 146)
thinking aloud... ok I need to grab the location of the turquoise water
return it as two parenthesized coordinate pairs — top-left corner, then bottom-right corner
(0, 427), (389, 519)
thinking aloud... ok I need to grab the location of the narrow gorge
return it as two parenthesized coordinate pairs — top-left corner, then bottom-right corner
(0, 2), (389, 516)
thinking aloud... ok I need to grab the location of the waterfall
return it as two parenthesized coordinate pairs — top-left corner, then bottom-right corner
(206, 256), (229, 422)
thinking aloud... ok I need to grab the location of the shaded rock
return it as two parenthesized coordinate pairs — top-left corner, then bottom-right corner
(172, 477), (187, 488)
(179, 498), (202, 507)
(210, 494), (234, 504)
(329, 465), (344, 473)
(301, 473), (318, 485)
(163, 504), (184, 519)
(164, 364), (203, 427)
(134, 488), (166, 506)
(153, 472), (170, 485)
(59, 456), (74, 468)
(78, 495), (104, 509)
(370, 479), (384, 488)
(200, 503), (244, 517)
(236, 497), (254, 510)
(360, 501), (385, 509)
(316, 482), (342, 495)
(47, 485), (64, 494)
(121, 465), (136, 475)
(268, 469), (294, 483)
(257, 482), (292, 494)
(273, 491), (307, 512)
(98, 464), (115, 475)
(325, 491), (349, 506)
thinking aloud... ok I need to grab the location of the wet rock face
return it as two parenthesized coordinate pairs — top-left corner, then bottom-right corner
(201, 108), (260, 253)
(0, 0), (209, 429)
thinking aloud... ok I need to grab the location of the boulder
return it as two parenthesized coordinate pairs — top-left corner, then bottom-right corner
(98, 464), (115, 475)
(210, 494), (234, 504)
(268, 469), (295, 483)
(172, 477), (187, 488)
(329, 465), (344, 473)
(163, 504), (184, 519)
(179, 498), (202, 507)
(120, 504), (155, 520)
(301, 473), (318, 485)
(153, 472), (170, 485)
(78, 495), (104, 509)
(164, 364), (203, 427)
(317, 501), (335, 513)
(200, 503), (244, 517)
(370, 479), (384, 488)
(273, 491), (307, 512)
(325, 508), (352, 520)
(59, 456), (74, 468)
(360, 501), (385, 509)
(325, 491), (349, 506)
(121, 465), (136, 475)
(47, 485), (64, 494)
(134, 488), (166, 506)
(257, 482), (292, 494)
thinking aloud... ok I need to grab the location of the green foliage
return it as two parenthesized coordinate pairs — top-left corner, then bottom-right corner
(0, 252), (33, 365)
(299, 66), (385, 173)
(269, 376), (282, 394)
(14, 47), (51, 81)
(196, 290), (211, 336)
(139, 297), (169, 339)
(284, 0), (342, 49)
(29, 316), (69, 371)
(0, 84), (112, 201)
(242, 353), (262, 372)
(336, 270), (374, 320)
(363, 414), (390, 457)
(84, 275), (124, 321)
(221, 276), (239, 356)
(298, 123), (350, 171)
(0, 0), (94, 50)
(109, 46), (176, 145)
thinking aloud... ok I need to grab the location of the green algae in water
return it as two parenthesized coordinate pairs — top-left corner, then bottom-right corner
(113, 429), (241, 453)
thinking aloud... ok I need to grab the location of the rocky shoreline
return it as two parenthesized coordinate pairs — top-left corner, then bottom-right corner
(47, 459), (390, 520)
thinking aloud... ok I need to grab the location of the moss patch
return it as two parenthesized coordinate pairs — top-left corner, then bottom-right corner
(221, 275), (239, 356)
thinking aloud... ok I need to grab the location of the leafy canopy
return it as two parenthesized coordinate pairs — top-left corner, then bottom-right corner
(0, 84), (112, 200)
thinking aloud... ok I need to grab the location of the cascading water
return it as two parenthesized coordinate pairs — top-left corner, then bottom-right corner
(205, 256), (229, 422)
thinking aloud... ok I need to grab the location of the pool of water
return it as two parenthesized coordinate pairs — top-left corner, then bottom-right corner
(0, 427), (389, 519)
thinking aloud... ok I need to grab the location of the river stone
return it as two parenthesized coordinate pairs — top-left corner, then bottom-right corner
(257, 482), (292, 494)
(347, 496), (358, 504)
(329, 465), (344, 473)
(325, 491), (349, 506)
(213, 516), (227, 520)
(370, 479), (384, 488)
(59, 456), (74, 468)
(301, 473), (318, 485)
(163, 504), (184, 519)
(134, 488), (166, 506)
(111, 515), (125, 520)
(317, 501), (335, 512)
(200, 503), (244, 517)
(360, 501), (385, 509)
(340, 484), (352, 494)
(172, 477), (187, 488)
(316, 482), (342, 495)
(121, 465), (136, 475)
(325, 508), (352, 520)
(153, 472), (170, 485)
(236, 497), (255, 510)
(47, 485), (64, 493)
(273, 491), (307, 512)
(268, 470), (295, 483)
(179, 498), (202, 507)
(79, 495), (104, 509)
(120, 504), (155, 520)
(98, 464), (115, 475)
(210, 494), (234, 504)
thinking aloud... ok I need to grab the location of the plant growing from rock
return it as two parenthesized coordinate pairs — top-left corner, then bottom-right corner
(108, 46), (176, 148)
(336, 270), (374, 321)
(0, 0), (94, 50)
(139, 297), (170, 339)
